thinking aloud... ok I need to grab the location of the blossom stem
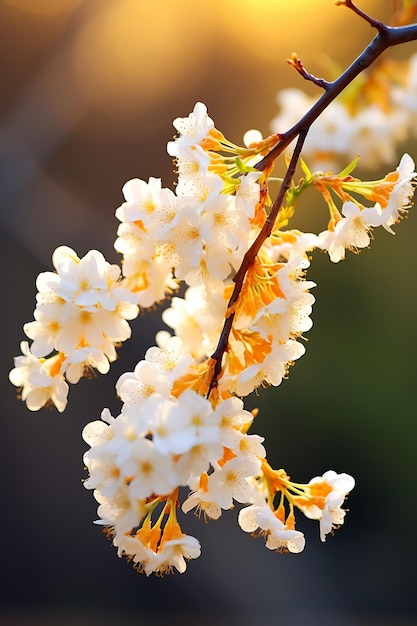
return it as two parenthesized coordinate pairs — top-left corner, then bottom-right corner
(208, 131), (307, 394)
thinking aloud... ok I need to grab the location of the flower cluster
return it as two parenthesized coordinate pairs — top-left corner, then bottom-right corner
(81, 101), (414, 575)
(114, 102), (259, 303)
(82, 344), (354, 574)
(113, 102), (317, 398)
(312, 153), (416, 262)
(83, 384), (264, 574)
(9, 247), (139, 411)
(9, 94), (416, 573)
(238, 468), (355, 549)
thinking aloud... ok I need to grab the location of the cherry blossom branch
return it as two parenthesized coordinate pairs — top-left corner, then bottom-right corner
(235, 129), (308, 282)
(208, 130), (308, 395)
(256, 20), (417, 173)
(207, 8), (417, 395)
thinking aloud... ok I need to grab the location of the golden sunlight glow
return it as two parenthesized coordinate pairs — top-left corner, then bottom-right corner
(5, 0), (82, 15)
(70, 0), (210, 116)
(217, 0), (342, 61)
(67, 0), (385, 118)
(217, 0), (387, 62)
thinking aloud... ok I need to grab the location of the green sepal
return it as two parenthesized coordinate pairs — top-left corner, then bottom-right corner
(337, 156), (361, 178)
(300, 158), (313, 181)
(235, 157), (259, 174)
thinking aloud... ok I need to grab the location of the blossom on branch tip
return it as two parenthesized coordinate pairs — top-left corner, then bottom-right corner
(317, 154), (416, 262)
(238, 505), (305, 553)
(9, 341), (68, 412)
(293, 470), (355, 542)
(374, 153), (416, 233)
(318, 201), (380, 262)
(117, 524), (201, 576)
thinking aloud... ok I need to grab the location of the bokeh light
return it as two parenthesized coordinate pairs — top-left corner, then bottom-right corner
(70, 0), (211, 118)
(4, 0), (83, 16)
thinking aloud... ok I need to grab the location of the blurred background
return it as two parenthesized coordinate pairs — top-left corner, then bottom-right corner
(1, 1), (416, 624)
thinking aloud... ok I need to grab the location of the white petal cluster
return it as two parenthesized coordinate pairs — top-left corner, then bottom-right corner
(86, 375), (264, 505)
(9, 341), (69, 412)
(296, 470), (355, 542)
(115, 103), (255, 306)
(116, 530), (201, 576)
(82, 344), (267, 573)
(10, 246), (139, 411)
(318, 154), (416, 262)
(116, 102), (318, 397)
(238, 505), (305, 553)
(161, 235), (317, 396)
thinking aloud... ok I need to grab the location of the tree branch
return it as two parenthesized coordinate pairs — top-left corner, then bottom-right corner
(207, 14), (417, 396)
(336, 0), (388, 33)
(256, 22), (417, 172)
(208, 131), (308, 395)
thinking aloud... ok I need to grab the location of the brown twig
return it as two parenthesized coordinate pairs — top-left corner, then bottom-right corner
(207, 130), (308, 396)
(288, 53), (330, 91)
(255, 21), (417, 173)
(207, 8), (417, 396)
(335, 0), (388, 33)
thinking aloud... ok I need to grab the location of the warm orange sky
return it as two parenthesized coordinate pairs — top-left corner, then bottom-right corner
(1, 0), (394, 124)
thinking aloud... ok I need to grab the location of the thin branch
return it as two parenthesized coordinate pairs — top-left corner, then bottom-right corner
(256, 21), (417, 173)
(288, 53), (330, 90)
(235, 130), (308, 282)
(336, 0), (388, 33)
(208, 130), (308, 396)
